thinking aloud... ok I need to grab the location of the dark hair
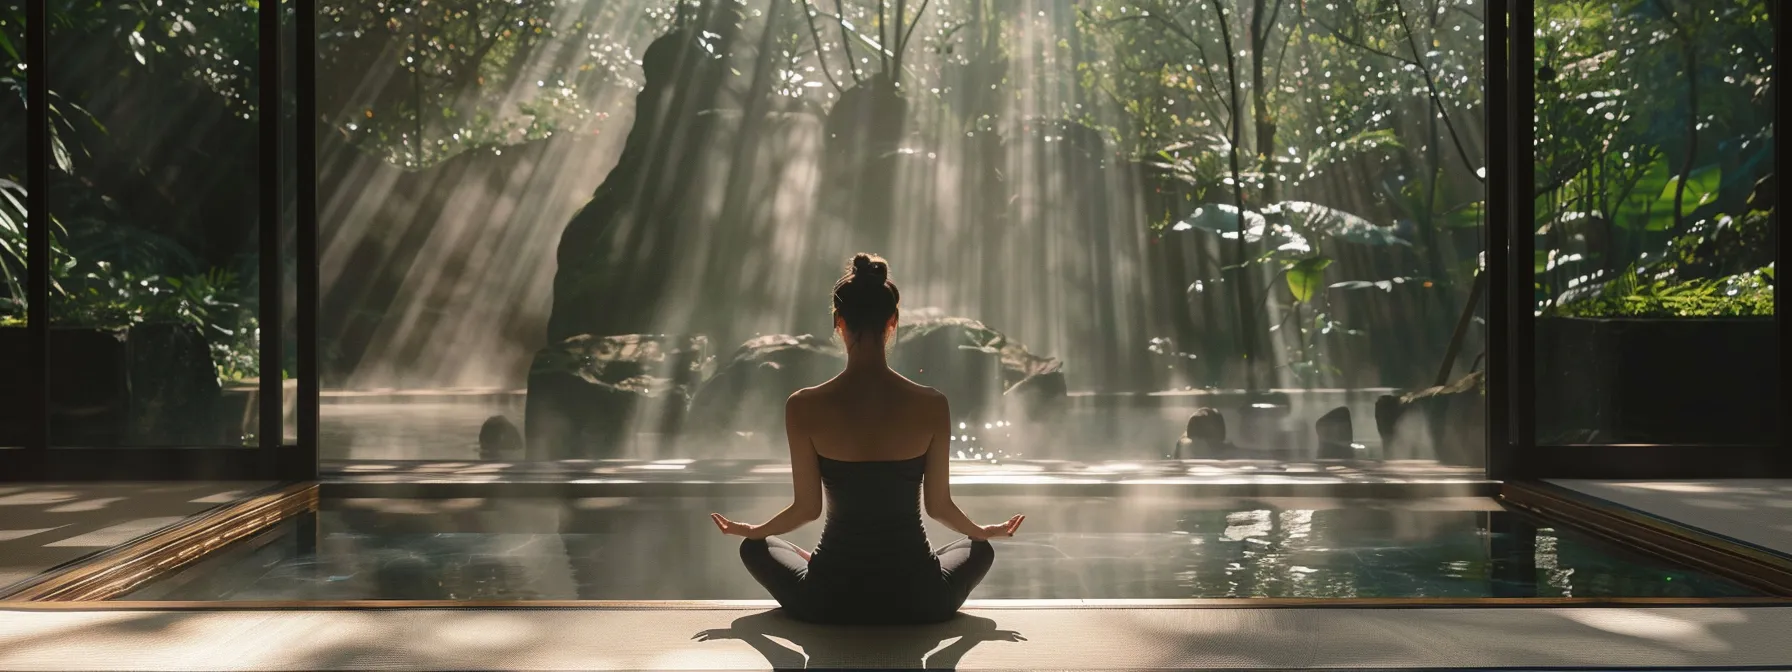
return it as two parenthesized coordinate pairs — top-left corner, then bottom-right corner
(832, 253), (900, 340)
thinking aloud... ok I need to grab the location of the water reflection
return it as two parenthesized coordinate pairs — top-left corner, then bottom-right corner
(126, 496), (1757, 601)
(694, 611), (1025, 669)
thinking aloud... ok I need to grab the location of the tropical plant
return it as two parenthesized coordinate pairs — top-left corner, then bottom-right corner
(1533, 0), (1774, 315)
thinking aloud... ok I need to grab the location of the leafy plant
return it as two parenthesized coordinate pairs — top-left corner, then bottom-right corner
(1, 181), (259, 381)
(1554, 264), (1774, 318)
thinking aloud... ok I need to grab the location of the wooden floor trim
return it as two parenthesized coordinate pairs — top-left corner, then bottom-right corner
(3, 483), (318, 601)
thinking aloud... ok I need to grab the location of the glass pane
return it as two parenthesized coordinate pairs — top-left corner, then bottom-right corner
(46, 0), (263, 448)
(1533, 0), (1777, 445)
(0, 0), (26, 448)
(319, 0), (1486, 477)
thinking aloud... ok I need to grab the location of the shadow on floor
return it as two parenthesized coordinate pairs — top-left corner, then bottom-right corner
(693, 610), (1025, 669)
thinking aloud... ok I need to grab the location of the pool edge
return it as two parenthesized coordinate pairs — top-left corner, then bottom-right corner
(3, 482), (319, 602)
(1500, 481), (1792, 597)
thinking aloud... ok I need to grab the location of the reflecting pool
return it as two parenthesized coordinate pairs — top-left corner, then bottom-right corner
(125, 495), (1757, 600)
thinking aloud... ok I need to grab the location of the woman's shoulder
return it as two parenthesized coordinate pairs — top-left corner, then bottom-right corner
(791, 375), (945, 407)
(786, 384), (827, 408)
(880, 375), (946, 406)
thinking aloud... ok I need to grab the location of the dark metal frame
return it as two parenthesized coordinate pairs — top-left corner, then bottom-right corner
(1483, 0), (1511, 480)
(2, 0), (1781, 483)
(1497, 0), (1788, 480)
(3, 0), (317, 482)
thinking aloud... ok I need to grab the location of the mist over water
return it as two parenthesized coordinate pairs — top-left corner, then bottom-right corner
(314, 0), (1491, 465)
(320, 4), (1167, 392)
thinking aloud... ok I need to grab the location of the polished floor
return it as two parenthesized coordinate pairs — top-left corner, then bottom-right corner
(5, 482), (1790, 670)
(0, 483), (270, 596)
(124, 495), (1754, 601)
(4, 605), (1791, 670)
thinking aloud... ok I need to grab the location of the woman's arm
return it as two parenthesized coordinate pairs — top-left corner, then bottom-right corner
(921, 393), (989, 538)
(741, 392), (825, 539)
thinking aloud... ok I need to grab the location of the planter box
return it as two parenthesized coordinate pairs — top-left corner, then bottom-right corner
(1535, 317), (1778, 445)
(0, 324), (225, 446)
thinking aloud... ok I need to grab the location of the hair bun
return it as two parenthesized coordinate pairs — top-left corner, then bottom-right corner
(851, 253), (888, 285)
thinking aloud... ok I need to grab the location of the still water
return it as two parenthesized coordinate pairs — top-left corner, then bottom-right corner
(125, 495), (1755, 600)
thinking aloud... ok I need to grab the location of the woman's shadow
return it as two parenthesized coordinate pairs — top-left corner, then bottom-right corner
(693, 610), (1026, 670)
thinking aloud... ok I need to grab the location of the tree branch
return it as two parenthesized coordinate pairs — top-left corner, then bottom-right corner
(831, 0), (863, 84)
(800, 0), (845, 93)
(1393, 0), (1482, 183)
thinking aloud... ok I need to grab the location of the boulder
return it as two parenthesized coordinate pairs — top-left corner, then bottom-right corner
(889, 319), (1007, 419)
(1003, 368), (1068, 420)
(685, 334), (845, 438)
(1315, 406), (1354, 459)
(1377, 370), (1485, 466)
(543, 22), (746, 344)
(686, 317), (1067, 436)
(893, 317), (1067, 421)
(479, 415), (524, 461)
(1171, 407), (1226, 458)
(125, 323), (227, 445)
(0, 324), (224, 446)
(523, 334), (709, 460)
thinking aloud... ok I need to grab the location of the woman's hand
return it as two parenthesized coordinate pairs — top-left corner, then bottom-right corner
(970, 514), (1025, 540)
(710, 513), (760, 538)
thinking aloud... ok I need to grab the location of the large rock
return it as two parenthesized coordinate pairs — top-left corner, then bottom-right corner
(1171, 407), (1226, 458)
(1376, 371), (1484, 467)
(479, 415), (523, 461)
(684, 333), (845, 438)
(1315, 406), (1354, 460)
(524, 334), (709, 460)
(894, 317), (1067, 421)
(686, 317), (1067, 438)
(0, 324), (224, 446)
(125, 323), (226, 445)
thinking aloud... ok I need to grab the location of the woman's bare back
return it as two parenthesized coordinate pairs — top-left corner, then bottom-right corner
(711, 252), (1022, 625)
(790, 371), (944, 463)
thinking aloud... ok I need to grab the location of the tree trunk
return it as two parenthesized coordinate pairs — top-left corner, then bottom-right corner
(1209, 0), (1258, 391)
(1250, 0), (1278, 206)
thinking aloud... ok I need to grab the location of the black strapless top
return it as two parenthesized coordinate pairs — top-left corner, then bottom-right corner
(806, 454), (936, 579)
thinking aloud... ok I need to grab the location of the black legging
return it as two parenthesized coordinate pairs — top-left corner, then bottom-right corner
(739, 536), (994, 625)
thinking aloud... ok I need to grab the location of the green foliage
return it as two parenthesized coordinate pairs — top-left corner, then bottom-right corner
(1556, 208), (1775, 318)
(1284, 256), (1331, 304)
(0, 181), (258, 381)
(51, 263), (260, 381)
(1533, 0), (1774, 316)
(1554, 264), (1774, 318)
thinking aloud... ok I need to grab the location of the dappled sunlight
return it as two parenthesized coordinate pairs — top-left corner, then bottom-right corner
(1552, 608), (1745, 653)
(1551, 480), (1792, 556)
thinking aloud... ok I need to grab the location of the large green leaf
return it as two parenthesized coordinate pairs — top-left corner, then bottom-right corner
(1615, 157), (1722, 231)
(1172, 203), (1268, 240)
(1305, 128), (1402, 171)
(1281, 201), (1409, 246)
(1286, 256), (1332, 303)
(1442, 200), (1486, 229)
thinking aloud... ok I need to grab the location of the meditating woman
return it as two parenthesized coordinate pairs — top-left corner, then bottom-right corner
(709, 253), (1024, 625)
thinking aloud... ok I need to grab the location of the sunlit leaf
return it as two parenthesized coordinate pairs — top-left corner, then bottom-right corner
(1282, 201), (1408, 246)
(1173, 203), (1269, 240)
(1286, 256), (1332, 303)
